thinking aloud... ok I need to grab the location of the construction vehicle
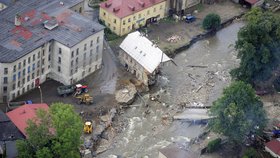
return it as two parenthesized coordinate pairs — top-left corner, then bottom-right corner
(76, 93), (93, 105)
(83, 121), (93, 134)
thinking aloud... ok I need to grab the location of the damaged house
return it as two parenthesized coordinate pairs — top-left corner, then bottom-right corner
(119, 31), (171, 86)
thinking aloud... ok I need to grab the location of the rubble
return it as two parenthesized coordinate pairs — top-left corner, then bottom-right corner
(173, 109), (211, 121)
(115, 83), (137, 105)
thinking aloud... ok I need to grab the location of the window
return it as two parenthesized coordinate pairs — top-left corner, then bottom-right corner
(113, 19), (116, 24)
(23, 60), (26, 67)
(3, 86), (7, 93)
(4, 68), (8, 75)
(23, 69), (26, 76)
(27, 75), (30, 82)
(32, 73), (35, 79)
(49, 45), (51, 52)
(22, 88), (25, 94)
(84, 44), (87, 51)
(12, 84), (15, 90)
(122, 28), (125, 32)
(28, 66), (31, 73)
(13, 65), (16, 72)
(59, 48), (62, 54)
(154, 7), (156, 12)
(12, 93), (15, 99)
(13, 75), (16, 81)
(83, 53), (86, 60)
(123, 20), (126, 25)
(75, 67), (78, 73)
(42, 49), (45, 56)
(48, 54), (51, 61)
(128, 18), (131, 22)
(76, 48), (79, 55)
(41, 68), (45, 74)
(18, 62), (21, 70)
(27, 85), (30, 91)
(17, 81), (20, 87)
(33, 54), (35, 61)
(147, 10), (150, 15)
(58, 57), (61, 64)
(89, 68), (91, 72)
(128, 26), (130, 30)
(71, 60), (74, 67)
(37, 61), (40, 68)
(71, 51), (74, 58)
(133, 16), (136, 20)
(97, 37), (100, 43)
(38, 51), (41, 58)
(32, 64), (35, 70)
(37, 70), (40, 77)
(79, 7), (82, 13)
(103, 12), (106, 16)
(90, 40), (93, 47)
(22, 78), (25, 84)
(42, 59), (45, 65)
(70, 69), (73, 75)
(3, 96), (7, 103)
(160, 5), (162, 10)
(18, 72), (21, 79)
(96, 46), (99, 53)
(138, 14), (141, 18)
(76, 57), (79, 63)
(32, 82), (34, 88)
(113, 26), (116, 30)
(28, 57), (31, 63)
(58, 66), (61, 72)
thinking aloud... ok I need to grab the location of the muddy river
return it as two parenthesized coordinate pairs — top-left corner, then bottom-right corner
(98, 21), (244, 158)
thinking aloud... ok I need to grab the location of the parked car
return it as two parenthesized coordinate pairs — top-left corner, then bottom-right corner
(185, 15), (196, 23)
(57, 85), (75, 97)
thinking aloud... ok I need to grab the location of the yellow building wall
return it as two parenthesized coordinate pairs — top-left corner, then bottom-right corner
(99, 1), (166, 36)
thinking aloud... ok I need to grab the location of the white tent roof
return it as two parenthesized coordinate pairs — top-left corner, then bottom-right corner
(120, 31), (171, 74)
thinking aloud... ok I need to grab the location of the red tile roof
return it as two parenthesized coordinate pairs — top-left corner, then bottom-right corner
(265, 139), (280, 156)
(6, 104), (49, 137)
(100, 0), (165, 19)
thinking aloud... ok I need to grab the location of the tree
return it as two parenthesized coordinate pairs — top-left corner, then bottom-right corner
(16, 103), (83, 158)
(209, 81), (267, 145)
(202, 13), (221, 31)
(231, 8), (280, 83)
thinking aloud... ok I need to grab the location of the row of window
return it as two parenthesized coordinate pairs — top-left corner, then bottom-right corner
(70, 38), (100, 58)
(110, 5), (163, 25)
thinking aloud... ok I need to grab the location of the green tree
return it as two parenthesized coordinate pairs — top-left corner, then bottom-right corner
(209, 81), (267, 145)
(202, 13), (221, 31)
(231, 8), (280, 83)
(16, 103), (83, 158)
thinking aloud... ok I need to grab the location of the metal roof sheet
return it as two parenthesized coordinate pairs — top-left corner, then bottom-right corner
(119, 31), (170, 73)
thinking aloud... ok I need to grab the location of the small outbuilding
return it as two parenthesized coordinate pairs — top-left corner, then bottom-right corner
(119, 31), (171, 86)
(265, 138), (280, 158)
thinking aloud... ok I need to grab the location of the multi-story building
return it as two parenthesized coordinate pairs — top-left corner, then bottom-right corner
(99, 0), (166, 36)
(0, 0), (104, 103)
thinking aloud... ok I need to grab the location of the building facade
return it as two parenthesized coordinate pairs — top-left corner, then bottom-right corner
(168, 0), (201, 15)
(0, 0), (104, 103)
(99, 0), (166, 36)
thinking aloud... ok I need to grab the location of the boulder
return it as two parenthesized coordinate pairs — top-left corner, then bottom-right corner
(115, 83), (137, 105)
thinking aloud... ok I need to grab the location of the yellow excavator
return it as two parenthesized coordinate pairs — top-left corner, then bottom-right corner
(84, 121), (93, 134)
(76, 93), (93, 105)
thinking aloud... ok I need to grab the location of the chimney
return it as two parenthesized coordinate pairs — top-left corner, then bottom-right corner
(15, 14), (21, 26)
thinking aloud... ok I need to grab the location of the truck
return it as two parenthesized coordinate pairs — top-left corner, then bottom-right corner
(57, 85), (75, 97)
(7, 100), (32, 111)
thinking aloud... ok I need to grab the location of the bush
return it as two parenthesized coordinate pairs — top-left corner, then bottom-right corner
(202, 13), (221, 31)
(242, 147), (259, 158)
(207, 138), (222, 153)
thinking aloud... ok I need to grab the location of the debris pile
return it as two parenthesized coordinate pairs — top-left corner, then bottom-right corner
(167, 35), (182, 43)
